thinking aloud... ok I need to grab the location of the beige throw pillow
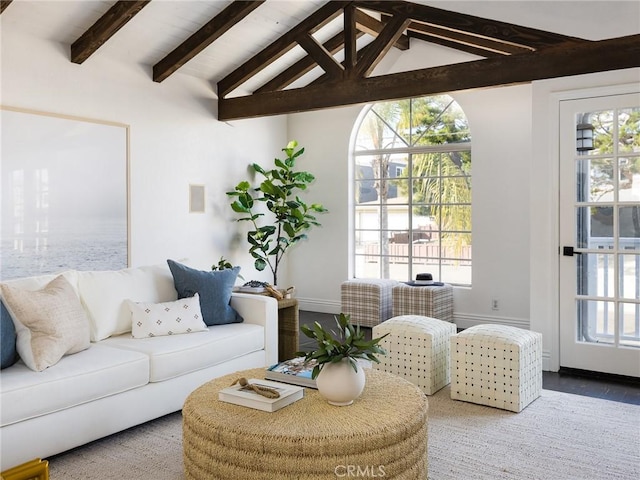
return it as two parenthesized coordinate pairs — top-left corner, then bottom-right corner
(0, 275), (91, 371)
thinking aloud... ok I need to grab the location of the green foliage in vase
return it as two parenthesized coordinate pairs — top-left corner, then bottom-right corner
(296, 313), (388, 379)
(227, 140), (327, 286)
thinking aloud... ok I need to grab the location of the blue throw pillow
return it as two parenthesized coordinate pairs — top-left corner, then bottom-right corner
(1, 299), (19, 369)
(167, 260), (243, 326)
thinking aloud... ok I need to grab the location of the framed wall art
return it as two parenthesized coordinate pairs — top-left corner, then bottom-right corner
(0, 106), (130, 280)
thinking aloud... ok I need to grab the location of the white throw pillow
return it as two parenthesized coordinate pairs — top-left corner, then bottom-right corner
(128, 294), (208, 339)
(77, 264), (178, 341)
(0, 275), (91, 371)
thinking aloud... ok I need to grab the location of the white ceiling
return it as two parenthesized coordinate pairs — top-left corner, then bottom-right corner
(2, 0), (638, 95)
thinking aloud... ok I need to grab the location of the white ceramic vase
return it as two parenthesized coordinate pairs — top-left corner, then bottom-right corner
(315, 358), (366, 406)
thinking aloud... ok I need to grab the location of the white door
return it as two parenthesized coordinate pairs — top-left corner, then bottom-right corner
(559, 92), (640, 377)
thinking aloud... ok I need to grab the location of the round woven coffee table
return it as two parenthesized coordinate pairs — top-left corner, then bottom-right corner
(182, 368), (428, 480)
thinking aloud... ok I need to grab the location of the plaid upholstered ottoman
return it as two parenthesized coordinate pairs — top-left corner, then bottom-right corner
(450, 324), (543, 412)
(373, 315), (457, 395)
(340, 279), (398, 327)
(392, 283), (454, 322)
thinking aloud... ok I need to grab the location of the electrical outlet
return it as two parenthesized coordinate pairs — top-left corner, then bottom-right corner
(491, 298), (499, 310)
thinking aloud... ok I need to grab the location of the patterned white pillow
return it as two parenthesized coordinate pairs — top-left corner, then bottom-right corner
(128, 294), (208, 339)
(0, 275), (91, 371)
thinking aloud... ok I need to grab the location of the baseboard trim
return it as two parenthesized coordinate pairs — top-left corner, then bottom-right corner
(453, 312), (530, 330)
(296, 297), (341, 315)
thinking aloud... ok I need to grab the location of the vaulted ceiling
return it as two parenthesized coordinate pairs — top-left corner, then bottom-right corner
(2, 0), (639, 121)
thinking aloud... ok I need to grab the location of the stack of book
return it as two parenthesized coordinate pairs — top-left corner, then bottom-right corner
(218, 378), (304, 412)
(265, 357), (318, 388)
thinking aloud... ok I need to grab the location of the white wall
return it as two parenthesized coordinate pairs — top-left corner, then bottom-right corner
(1, 28), (286, 275)
(287, 41), (533, 332)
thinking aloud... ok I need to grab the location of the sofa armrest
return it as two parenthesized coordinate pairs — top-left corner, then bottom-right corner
(230, 293), (278, 366)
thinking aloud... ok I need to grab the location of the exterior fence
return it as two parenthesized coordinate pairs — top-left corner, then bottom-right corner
(363, 242), (472, 265)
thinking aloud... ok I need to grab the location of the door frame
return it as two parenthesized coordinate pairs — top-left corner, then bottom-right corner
(530, 72), (640, 372)
(557, 93), (640, 376)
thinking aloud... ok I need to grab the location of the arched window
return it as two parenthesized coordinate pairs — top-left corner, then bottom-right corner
(351, 95), (472, 286)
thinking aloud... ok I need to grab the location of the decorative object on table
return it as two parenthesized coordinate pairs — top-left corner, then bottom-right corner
(265, 356), (318, 388)
(227, 140), (327, 286)
(297, 313), (388, 406)
(415, 273), (433, 285)
(229, 377), (280, 398)
(218, 378), (304, 412)
(404, 272), (445, 287)
(237, 280), (268, 293)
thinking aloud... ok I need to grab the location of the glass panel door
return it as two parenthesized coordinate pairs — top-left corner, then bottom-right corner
(559, 93), (640, 377)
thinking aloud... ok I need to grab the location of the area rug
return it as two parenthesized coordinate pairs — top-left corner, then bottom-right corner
(48, 387), (639, 480)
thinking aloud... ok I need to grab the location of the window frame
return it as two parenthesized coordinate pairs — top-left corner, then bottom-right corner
(350, 97), (472, 286)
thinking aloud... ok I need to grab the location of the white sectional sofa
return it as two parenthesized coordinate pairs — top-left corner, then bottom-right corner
(0, 263), (278, 470)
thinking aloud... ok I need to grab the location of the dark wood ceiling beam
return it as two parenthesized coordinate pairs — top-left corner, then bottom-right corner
(408, 30), (503, 58)
(407, 20), (531, 55)
(218, 34), (640, 120)
(153, 1), (264, 83)
(354, 8), (409, 50)
(350, 13), (411, 78)
(254, 29), (365, 94)
(297, 33), (344, 79)
(71, 0), (150, 64)
(309, 40), (375, 87)
(217, 1), (350, 98)
(0, 0), (13, 15)
(354, 0), (584, 49)
(344, 4), (357, 70)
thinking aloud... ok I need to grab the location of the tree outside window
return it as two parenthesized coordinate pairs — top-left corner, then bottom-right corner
(352, 95), (472, 285)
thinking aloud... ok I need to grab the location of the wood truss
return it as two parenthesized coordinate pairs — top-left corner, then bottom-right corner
(3, 1), (638, 120)
(216, 1), (640, 120)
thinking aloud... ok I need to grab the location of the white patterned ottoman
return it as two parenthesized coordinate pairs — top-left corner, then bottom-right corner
(392, 283), (454, 322)
(341, 279), (398, 328)
(373, 315), (457, 395)
(450, 324), (543, 412)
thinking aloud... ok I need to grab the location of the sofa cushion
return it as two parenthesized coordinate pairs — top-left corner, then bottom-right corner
(0, 276), (91, 372)
(128, 294), (208, 339)
(167, 260), (242, 326)
(0, 343), (149, 427)
(0, 300), (18, 369)
(77, 264), (178, 341)
(102, 323), (264, 382)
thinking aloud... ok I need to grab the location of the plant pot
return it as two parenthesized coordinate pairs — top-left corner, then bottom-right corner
(315, 359), (366, 406)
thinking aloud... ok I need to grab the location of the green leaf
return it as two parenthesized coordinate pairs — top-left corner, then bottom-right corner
(237, 180), (251, 191)
(254, 258), (267, 271)
(252, 163), (266, 175)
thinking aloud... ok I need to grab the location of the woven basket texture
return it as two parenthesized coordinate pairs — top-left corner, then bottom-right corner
(183, 368), (428, 479)
(450, 324), (543, 412)
(374, 315), (457, 395)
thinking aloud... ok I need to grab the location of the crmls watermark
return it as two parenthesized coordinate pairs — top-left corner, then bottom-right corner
(334, 465), (386, 477)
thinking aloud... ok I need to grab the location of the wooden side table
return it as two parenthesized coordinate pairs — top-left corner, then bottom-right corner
(276, 298), (299, 361)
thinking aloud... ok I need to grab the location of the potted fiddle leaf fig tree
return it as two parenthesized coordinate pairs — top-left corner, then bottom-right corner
(227, 140), (327, 286)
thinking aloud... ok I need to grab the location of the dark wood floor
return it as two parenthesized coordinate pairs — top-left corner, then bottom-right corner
(298, 311), (640, 406)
